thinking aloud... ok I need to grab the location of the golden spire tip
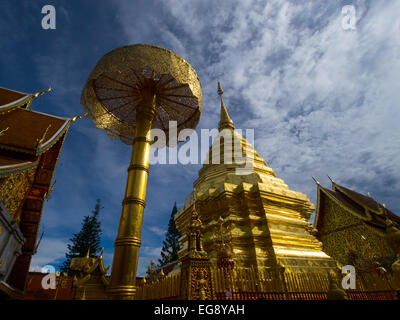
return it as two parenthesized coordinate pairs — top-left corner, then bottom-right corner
(218, 82), (234, 131)
(218, 82), (223, 96)
(312, 177), (320, 185)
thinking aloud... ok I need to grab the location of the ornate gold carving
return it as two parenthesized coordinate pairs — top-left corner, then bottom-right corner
(320, 197), (394, 266)
(193, 269), (211, 300)
(0, 168), (36, 221)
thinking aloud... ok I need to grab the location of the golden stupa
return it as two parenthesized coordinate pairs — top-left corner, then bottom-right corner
(175, 83), (338, 273)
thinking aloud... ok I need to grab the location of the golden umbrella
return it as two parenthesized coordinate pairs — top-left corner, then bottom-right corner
(81, 44), (202, 299)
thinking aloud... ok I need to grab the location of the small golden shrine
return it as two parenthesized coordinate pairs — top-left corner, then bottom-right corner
(174, 83), (338, 273)
(0, 86), (76, 298)
(70, 248), (110, 300)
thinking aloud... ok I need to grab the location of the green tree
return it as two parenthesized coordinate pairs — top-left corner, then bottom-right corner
(60, 199), (103, 275)
(158, 202), (181, 267)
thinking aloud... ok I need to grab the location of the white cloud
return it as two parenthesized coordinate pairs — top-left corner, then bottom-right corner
(148, 226), (166, 237)
(30, 238), (68, 271)
(117, 0), (400, 214)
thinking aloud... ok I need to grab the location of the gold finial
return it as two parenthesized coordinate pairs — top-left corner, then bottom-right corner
(327, 175), (335, 184)
(33, 231), (45, 255)
(36, 124), (52, 148)
(85, 247), (90, 258)
(312, 177), (320, 185)
(378, 203), (386, 216)
(71, 112), (88, 122)
(218, 82), (224, 96)
(99, 247), (104, 258)
(218, 82), (234, 131)
(31, 87), (52, 100)
(0, 127), (9, 137)
(45, 179), (57, 200)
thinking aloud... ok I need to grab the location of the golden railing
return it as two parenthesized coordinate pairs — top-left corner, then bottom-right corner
(133, 266), (399, 300)
(211, 266), (400, 300)
(134, 273), (181, 300)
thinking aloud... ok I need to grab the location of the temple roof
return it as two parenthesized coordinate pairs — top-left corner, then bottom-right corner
(0, 108), (70, 156)
(0, 86), (73, 177)
(0, 155), (38, 177)
(0, 87), (51, 114)
(333, 183), (390, 215)
(314, 179), (400, 235)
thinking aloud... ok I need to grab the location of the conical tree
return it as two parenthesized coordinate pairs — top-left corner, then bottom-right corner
(60, 199), (103, 275)
(158, 202), (181, 267)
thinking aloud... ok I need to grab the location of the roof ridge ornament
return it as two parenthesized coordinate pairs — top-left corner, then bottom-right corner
(0, 127), (9, 137)
(32, 87), (51, 99)
(36, 124), (52, 148)
(26, 87), (52, 110)
(312, 176), (320, 185)
(218, 82), (234, 131)
(71, 112), (88, 122)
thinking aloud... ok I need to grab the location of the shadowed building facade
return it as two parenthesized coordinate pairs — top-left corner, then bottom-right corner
(174, 84), (338, 273)
(0, 87), (75, 299)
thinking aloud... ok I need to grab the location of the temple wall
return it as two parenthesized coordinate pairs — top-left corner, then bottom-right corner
(319, 196), (395, 266)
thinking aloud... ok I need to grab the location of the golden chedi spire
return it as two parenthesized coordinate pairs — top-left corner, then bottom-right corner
(218, 82), (234, 131)
(174, 82), (338, 273)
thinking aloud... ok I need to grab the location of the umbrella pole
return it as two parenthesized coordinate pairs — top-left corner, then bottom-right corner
(108, 90), (156, 300)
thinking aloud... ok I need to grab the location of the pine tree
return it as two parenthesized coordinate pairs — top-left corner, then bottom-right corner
(158, 202), (181, 267)
(60, 199), (103, 275)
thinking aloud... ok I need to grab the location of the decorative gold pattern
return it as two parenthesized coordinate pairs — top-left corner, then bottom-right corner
(320, 197), (394, 266)
(0, 168), (36, 221)
(81, 44), (202, 146)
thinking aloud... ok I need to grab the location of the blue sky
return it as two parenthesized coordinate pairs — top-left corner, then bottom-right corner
(1, 0), (399, 276)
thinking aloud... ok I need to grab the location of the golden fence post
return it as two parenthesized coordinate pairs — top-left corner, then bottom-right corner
(280, 270), (287, 300)
(285, 272), (292, 300)
(302, 272), (308, 299)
